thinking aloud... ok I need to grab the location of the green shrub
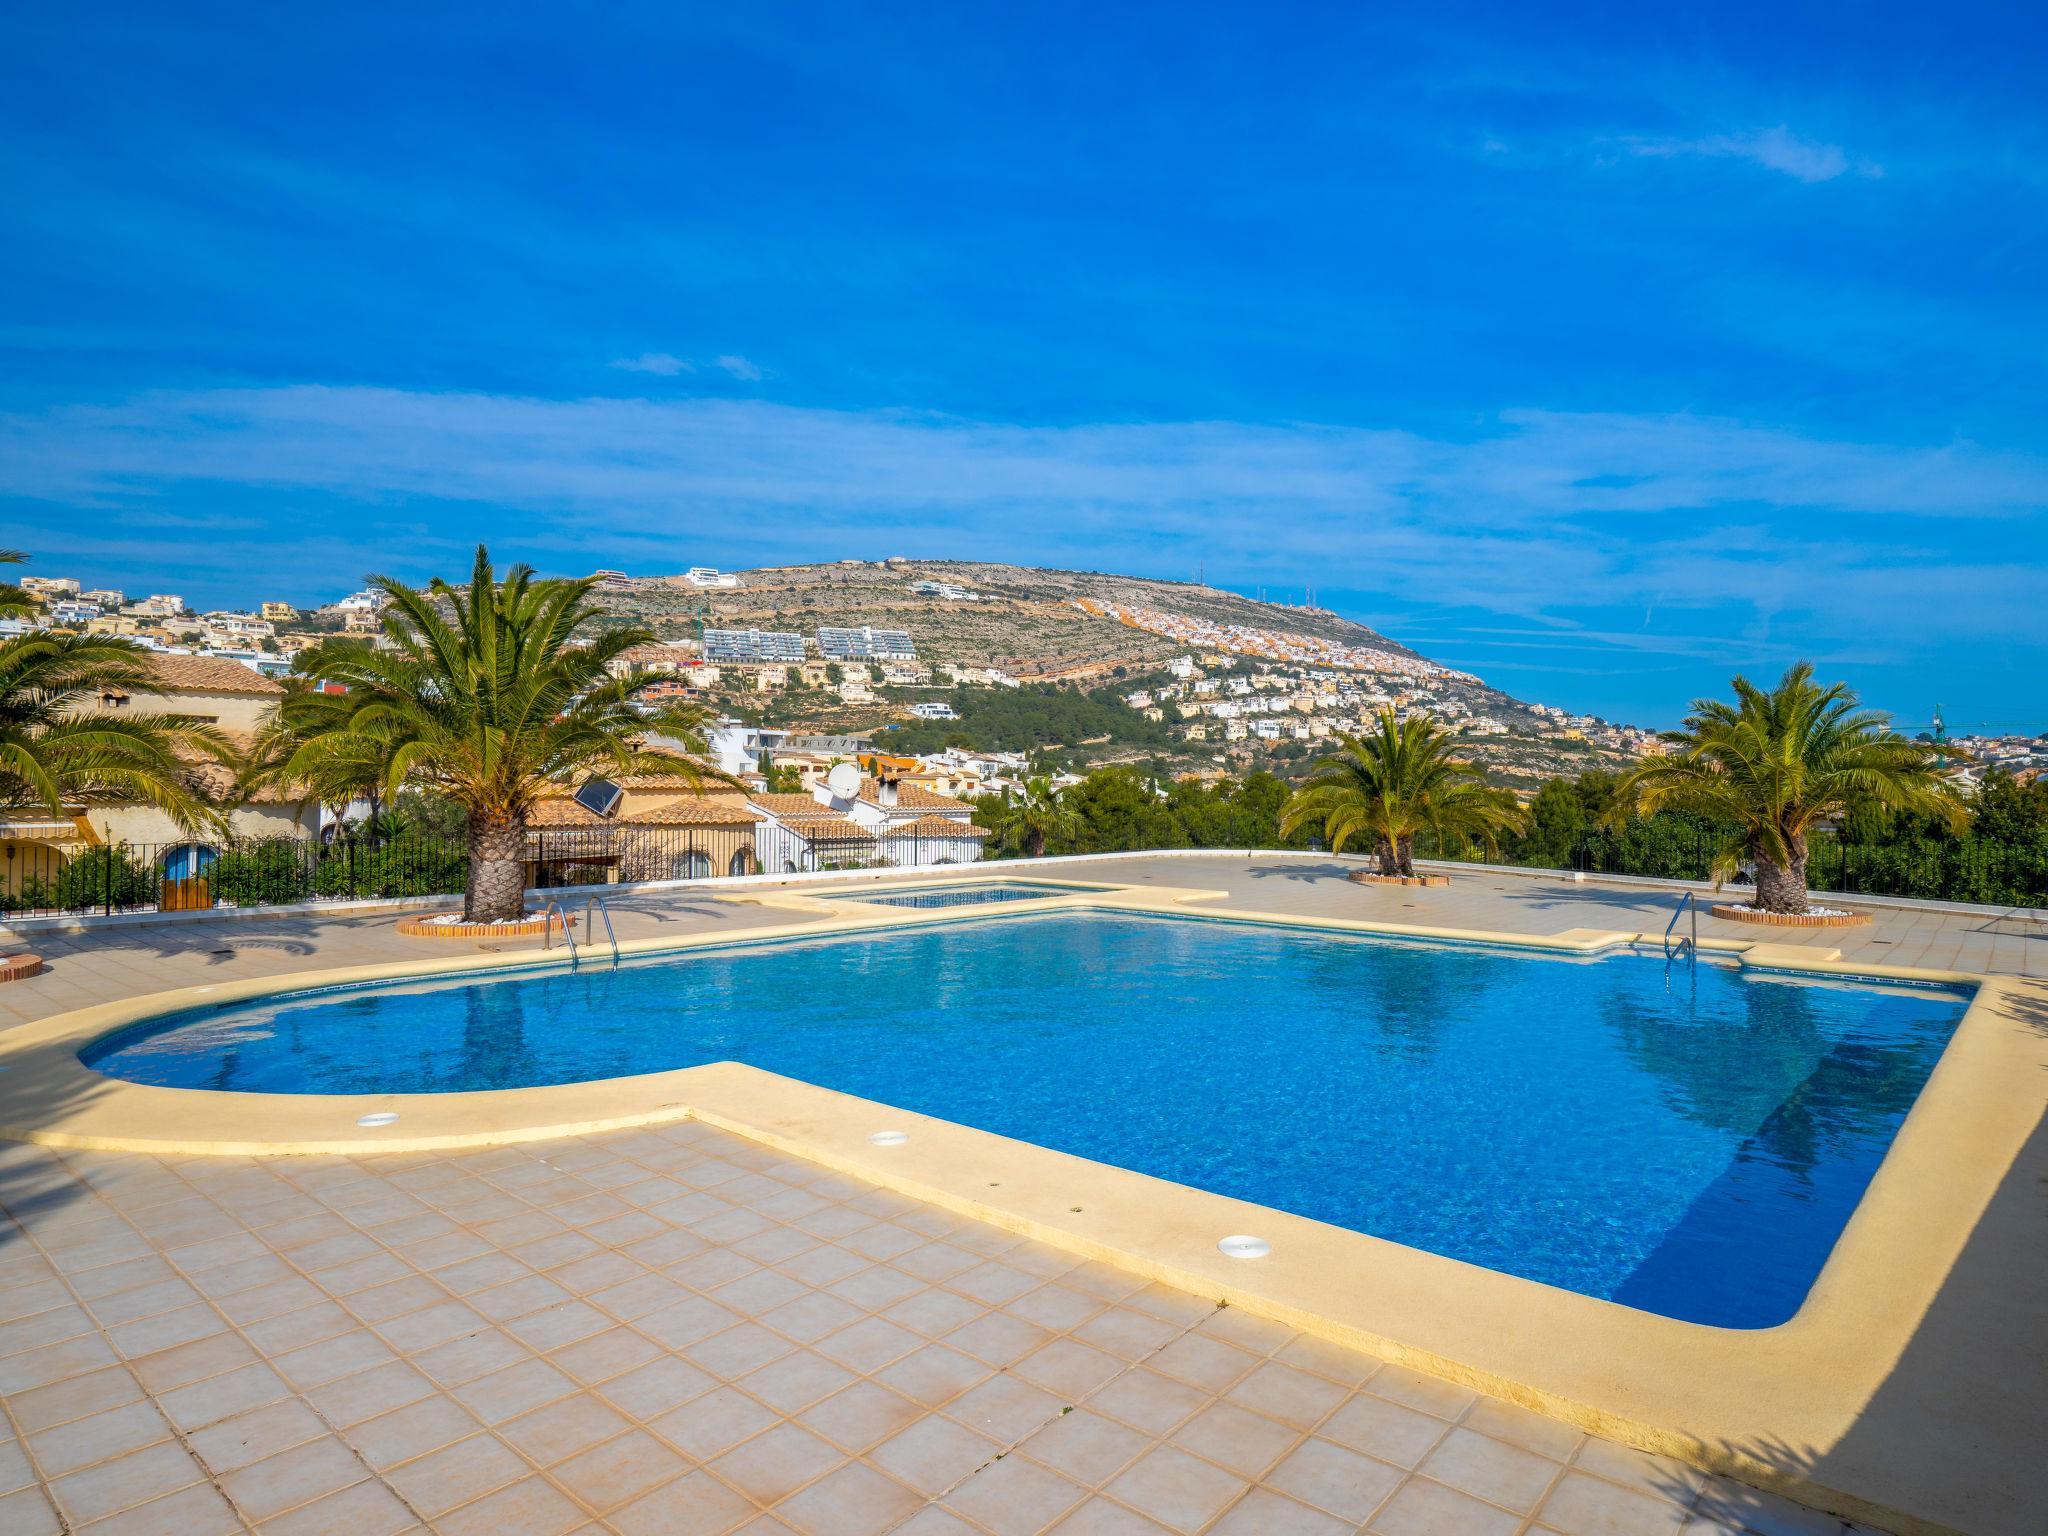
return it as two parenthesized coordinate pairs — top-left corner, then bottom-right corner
(49, 844), (155, 911)
(209, 841), (315, 907)
(314, 837), (467, 899)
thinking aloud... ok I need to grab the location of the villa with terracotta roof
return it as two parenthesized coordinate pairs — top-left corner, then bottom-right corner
(527, 761), (765, 882)
(92, 652), (287, 735)
(0, 654), (309, 906)
(746, 776), (989, 872)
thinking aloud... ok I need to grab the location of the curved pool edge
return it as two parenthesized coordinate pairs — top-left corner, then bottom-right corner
(0, 891), (2035, 1535)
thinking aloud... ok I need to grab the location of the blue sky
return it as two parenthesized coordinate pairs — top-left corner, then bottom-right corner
(2, 2), (2044, 730)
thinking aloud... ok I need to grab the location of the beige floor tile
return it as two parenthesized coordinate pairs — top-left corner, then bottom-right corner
(775, 1459), (924, 1536)
(253, 1476), (416, 1536)
(49, 1441), (205, 1526)
(868, 1413), (1000, 1498)
(609, 1469), (758, 1536)
(1104, 1443), (1249, 1532)
(797, 1380), (926, 1453)
(1538, 1469), (1695, 1536)
(1207, 1486), (1356, 1534)
(1048, 1494), (1176, 1533)
(215, 1435), (367, 1523)
(1169, 1399), (1303, 1479)
(0, 1486), (63, 1536)
(76, 1479), (245, 1536)
(1316, 1390), (1453, 1469)
(1418, 1425), (1563, 1513)
(347, 1394), (486, 1471)
(709, 1421), (845, 1504)
(186, 1397), (327, 1476)
(943, 1451), (1090, 1534)
(1369, 1475), (1524, 1535)
(1262, 1436), (1405, 1524)
(1016, 1408), (1153, 1488)
(548, 1428), (686, 1513)
(25, 1400), (172, 1478)
(1085, 1367), (1210, 1439)
(381, 1431), (528, 1518)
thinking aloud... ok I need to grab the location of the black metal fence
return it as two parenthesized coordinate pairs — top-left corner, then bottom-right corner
(4, 821), (2039, 920)
(1428, 828), (2046, 909)
(0, 823), (995, 919)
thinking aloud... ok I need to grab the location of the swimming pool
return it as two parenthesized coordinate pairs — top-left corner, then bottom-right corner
(819, 879), (1109, 908)
(84, 911), (1969, 1327)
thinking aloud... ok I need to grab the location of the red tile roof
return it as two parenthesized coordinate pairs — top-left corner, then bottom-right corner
(880, 815), (992, 839)
(858, 781), (972, 812)
(140, 655), (286, 696)
(748, 793), (841, 820)
(530, 794), (760, 828)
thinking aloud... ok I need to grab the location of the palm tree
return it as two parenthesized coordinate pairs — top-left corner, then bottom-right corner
(1607, 663), (1965, 915)
(1281, 710), (1524, 877)
(0, 566), (228, 832)
(990, 775), (1079, 859)
(235, 664), (392, 832)
(271, 547), (717, 922)
(0, 550), (31, 619)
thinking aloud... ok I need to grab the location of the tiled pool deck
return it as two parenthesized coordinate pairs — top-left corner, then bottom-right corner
(3, 854), (2041, 1535)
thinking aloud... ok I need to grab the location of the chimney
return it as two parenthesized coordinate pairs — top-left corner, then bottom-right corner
(879, 779), (898, 808)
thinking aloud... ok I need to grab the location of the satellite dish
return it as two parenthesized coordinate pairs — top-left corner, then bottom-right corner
(826, 762), (861, 797)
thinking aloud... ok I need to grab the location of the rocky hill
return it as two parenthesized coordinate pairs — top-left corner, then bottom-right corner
(593, 559), (1634, 781)
(601, 559), (1423, 678)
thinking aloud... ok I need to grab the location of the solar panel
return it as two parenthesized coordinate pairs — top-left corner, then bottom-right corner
(574, 777), (623, 817)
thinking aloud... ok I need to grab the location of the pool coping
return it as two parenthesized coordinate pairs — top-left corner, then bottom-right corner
(1, 871), (2039, 1535)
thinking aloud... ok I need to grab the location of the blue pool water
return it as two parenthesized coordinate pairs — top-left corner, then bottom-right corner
(825, 880), (1104, 908)
(84, 912), (1969, 1327)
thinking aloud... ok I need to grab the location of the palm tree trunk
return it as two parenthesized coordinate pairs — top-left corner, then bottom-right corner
(465, 809), (528, 922)
(1024, 827), (1047, 859)
(1374, 835), (1399, 876)
(1395, 833), (1417, 878)
(1753, 842), (1810, 914)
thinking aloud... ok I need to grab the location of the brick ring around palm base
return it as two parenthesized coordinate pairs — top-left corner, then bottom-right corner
(1710, 903), (1873, 929)
(394, 913), (575, 939)
(0, 953), (43, 982)
(1347, 871), (1452, 887)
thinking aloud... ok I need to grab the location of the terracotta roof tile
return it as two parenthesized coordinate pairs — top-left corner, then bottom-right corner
(528, 798), (607, 828)
(627, 797), (761, 827)
(788, 816), (875, 841)
(858, 781), (971, 812)
(748, 793), (840, 819)
(531, 793), (760, 828)
(141, 655), (286, 696)
(880, 815), (992, 839)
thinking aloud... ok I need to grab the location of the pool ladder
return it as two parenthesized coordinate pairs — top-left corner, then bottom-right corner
(1663, 891), (1698, 961)
(541, 896), (620, 968)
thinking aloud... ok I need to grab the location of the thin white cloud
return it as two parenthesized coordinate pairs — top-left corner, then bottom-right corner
(3, 386), (2041, 653)
(609, 352), (695, 376)
(608, 352), (767, 380)
(1625, 125), (1873, 183)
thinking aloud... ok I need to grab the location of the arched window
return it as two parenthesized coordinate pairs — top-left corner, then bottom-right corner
(670, 850), (713, 880)
(727, 848), (758, 878)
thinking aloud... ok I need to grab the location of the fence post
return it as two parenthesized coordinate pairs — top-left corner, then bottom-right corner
(105, 841), (114, 916)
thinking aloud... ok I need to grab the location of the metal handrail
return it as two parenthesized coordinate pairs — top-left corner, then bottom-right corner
(1663, 890), (1697, 959)
(584, 895), (620, 965)
(540, 899), (578, 964)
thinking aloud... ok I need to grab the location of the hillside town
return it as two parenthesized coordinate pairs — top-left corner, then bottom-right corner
(11, 561), (2028, 819)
